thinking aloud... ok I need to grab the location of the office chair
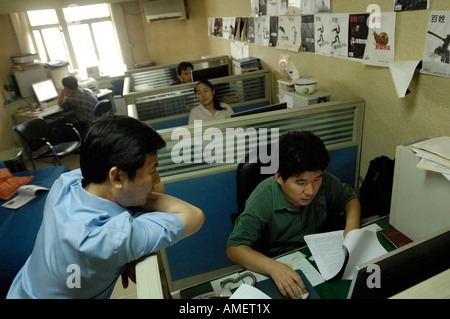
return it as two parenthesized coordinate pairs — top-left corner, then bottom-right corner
(92, 99), (114, 120)
(230, 161), (272, 225)
(13, 117), (82, 169)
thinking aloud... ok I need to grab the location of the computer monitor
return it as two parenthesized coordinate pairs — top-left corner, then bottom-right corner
(230, 103), (287, 118)
(347, 227), (450, 299)
(31, 79), (58, 104)
(192, 64), (229, 81)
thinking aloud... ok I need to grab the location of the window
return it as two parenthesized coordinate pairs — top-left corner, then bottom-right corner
(27, 3), (124, 77)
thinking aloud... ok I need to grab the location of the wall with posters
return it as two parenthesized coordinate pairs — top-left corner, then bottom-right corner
(203, 0), (450, 179)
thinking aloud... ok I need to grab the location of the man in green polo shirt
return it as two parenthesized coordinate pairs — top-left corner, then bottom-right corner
(226, 131), (360, 299)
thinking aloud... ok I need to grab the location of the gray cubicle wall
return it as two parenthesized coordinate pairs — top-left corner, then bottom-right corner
(153, 99), (365, 292)
(124, 56), (230, 92)
(125, 70), (272, 129)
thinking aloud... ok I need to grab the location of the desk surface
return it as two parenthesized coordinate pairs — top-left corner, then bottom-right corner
(178, 216), (395, 299)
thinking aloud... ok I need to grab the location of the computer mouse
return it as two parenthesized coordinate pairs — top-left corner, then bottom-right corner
(296, 284), (309, 299)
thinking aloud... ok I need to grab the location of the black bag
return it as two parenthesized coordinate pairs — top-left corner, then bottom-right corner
(359, 156), (395, 217)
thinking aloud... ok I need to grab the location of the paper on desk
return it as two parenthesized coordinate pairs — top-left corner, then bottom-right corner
(230, 284), (271, 299)
(388, 60), (421, 98)
(305, 229), (387, 281)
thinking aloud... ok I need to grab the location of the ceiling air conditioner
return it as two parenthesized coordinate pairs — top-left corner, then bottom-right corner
(144, 0), (187, 23)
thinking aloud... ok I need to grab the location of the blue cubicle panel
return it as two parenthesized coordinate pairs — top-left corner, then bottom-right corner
(164, 145), (358, 281)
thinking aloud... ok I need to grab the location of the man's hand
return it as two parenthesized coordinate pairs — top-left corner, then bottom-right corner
(268, 261), (307, 299)
(121, 261), (136, 289)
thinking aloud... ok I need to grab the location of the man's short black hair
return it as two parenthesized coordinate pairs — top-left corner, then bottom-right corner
(277, 131), (330, 180)
(62, 76), (78, 90)
(176, 62), (194, 75)
(80, 114), (166, 185)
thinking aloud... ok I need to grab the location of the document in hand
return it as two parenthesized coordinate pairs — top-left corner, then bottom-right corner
(1, 185), (49, 209)
(304, 229), (387, 281)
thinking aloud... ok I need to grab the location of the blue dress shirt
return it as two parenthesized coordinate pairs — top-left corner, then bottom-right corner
(7, 169), (184, 298)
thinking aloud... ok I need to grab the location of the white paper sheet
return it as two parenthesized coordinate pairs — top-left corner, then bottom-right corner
(388, 60), (421, 98)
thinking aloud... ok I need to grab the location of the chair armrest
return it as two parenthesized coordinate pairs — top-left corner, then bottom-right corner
(52, 123), (82, 142)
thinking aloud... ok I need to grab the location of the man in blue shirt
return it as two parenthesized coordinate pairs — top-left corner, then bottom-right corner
(7, 115), (204, 298)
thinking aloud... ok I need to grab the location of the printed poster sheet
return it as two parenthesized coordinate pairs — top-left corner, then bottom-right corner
(301, 14), (315, 53)
(394, 0), (430, 12)
(314, 14), (331, 56)
(363, 12), (397, 67)
(330, 13), (349, 59)
(348, 13), (369, 60)
(277, 15), (302, 52)
(421, 11), (450, 78)
(255, 16), (271, 46)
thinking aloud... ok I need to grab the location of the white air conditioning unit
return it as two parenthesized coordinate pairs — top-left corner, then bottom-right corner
(144, 0), (187, 23)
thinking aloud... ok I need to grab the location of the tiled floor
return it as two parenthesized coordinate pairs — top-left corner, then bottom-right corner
(26, 154), (139, 299)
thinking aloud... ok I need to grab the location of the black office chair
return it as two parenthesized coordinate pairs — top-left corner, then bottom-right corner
(230, 161), (273, 225)
(92, 99), (114, 120)
(13, 117), (82, 169)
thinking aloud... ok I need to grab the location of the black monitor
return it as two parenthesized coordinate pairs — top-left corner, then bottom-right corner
(192, 64), (229, 81)
(230, 103), (287, 118)
(347, 227), (450, 299)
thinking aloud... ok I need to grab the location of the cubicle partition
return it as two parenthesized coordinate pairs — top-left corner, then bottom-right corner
(135, 99), (364, 295)
(125, 70), (272, 130)
(124, 55), (230, 92)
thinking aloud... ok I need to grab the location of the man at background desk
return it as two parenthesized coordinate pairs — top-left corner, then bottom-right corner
(226, 131), (360, 299)
(58, 76), (98, 135)
(171, 62), (194, 85)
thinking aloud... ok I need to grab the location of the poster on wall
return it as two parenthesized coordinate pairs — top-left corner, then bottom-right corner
(277, 15), (302, 51)
(267, 0), (279, 16)
(251, 0), (259, 16)
(301, 15), (315, 53)
(421, 11), (450, 78)
(247, 17), (256, 43)
(278, 0), (288, 15)
(394, 0), (430, 12)
(214, 18), (223, 38)
(363, 12), (397, 67)
(314, 0), (330, 13)
(314, 14), (331, 56)
(222, 17), (233, 40)
(330, 13), (349, 59)
(301, 0), (331, 14)
(269, 16), (279, 47)
(255, 16), (271, 46)
(348, 13), (369, 60)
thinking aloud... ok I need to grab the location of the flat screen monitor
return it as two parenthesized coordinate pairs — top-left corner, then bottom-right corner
(230, 103), (287, 118)
(31, 79), (58, 103)
(347, 227), (450, 299)
(192, 64), (229, 81)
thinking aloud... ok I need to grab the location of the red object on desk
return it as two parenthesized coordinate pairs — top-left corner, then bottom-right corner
(381, 228), (413, 248)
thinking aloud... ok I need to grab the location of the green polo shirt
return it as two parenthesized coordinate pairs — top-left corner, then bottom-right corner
(227, 171), (357, 257)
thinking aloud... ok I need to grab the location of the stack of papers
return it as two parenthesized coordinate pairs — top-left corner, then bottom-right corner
(410, 136), (450, 181)
(304, 228), (387, 281)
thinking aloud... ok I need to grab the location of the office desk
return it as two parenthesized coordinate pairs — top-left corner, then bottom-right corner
(177, 216), (395, 299)
(13, 105), (65, 124)
(12, 89), (113, 124)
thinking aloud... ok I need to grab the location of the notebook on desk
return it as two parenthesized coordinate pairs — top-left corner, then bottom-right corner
(255, 270), (320, 299)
